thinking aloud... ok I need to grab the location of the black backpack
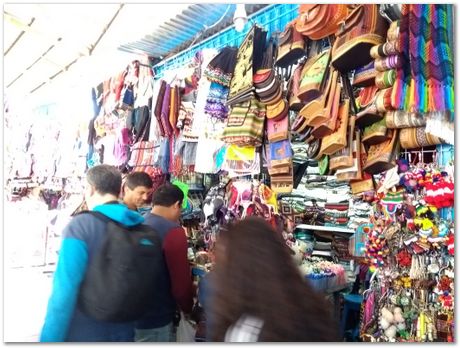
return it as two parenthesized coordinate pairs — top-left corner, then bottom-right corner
(76, 211), (163, 322)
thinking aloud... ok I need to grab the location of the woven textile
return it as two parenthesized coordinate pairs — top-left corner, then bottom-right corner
(392, 4), (454, 118)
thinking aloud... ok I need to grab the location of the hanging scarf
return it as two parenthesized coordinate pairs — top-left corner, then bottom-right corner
(392, 5), (454, 119)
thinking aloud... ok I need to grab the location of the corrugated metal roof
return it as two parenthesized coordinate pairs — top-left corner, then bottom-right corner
(117, 4), (268, 60)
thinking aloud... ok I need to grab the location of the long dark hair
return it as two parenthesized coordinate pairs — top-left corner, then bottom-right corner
(208, 217), (339, 342)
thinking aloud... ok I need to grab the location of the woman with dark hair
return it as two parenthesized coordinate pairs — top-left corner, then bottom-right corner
(208, 217), (339, 342)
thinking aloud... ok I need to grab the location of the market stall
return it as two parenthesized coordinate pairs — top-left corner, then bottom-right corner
(5, 3), (455, 343)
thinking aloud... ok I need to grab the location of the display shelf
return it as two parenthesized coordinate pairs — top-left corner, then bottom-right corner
(295, 224), (355, 235)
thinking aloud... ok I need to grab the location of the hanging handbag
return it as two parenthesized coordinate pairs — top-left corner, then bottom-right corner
(292, 113), (310, 135)
(356, 86), (385, 128)
(297, 48), (331, 103)
(385, 110), (427, 129)
(350, 144), (376, 194)
(311, 70), (342, 138)
(319, 98), (351, 157)
(331, 4), (388, 73)
(276, 20), (306, 67)
(267, 113), (289, 143)
(353, 61), (378, 88)
(362, 118), (388, 145)
(266, 98), (288, 121)
(287, 62), (305, 111)
(329, 114), (356, 170)
(270, 165), (294, 195)
(306, 138), (322, 160)
(300, 68), (339, 127)
(399, 127), (443, 149)
(296, 5), (348, 40)
(328, 75), (358, 169)
(222, 98), (266, 147)
(335, 130), (362, 181)
(363, 128), (400, 174)
(268, 140), (293, 169)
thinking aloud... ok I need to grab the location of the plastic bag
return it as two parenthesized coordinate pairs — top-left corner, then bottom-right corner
(176, 312), (196, 342)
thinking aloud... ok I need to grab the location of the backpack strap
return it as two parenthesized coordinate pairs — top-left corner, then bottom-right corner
(76, 210), (122, 227)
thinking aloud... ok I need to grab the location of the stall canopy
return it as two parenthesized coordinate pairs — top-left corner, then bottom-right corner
(3, 3), (267, 105)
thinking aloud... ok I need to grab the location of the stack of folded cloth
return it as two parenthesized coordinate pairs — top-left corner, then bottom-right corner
(332, 235), (353, 262)
(347, 199), (373, 230)
(324, 202), (349, 228)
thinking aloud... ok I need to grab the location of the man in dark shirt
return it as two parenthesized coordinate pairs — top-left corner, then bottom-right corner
(135, 183), (194, 342)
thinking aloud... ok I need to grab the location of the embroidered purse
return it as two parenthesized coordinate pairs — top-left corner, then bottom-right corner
(267, 113), (289, 143)
(276, 20), (306, 68)
(363, 128), (400, 174)
(297, 49), (331, 103)
(362, 118), (388, 145)
(311, 70), (342, 138)
(300, 68), (339, 128)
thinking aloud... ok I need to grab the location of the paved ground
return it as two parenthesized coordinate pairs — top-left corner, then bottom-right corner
(4, 266), (54, 342)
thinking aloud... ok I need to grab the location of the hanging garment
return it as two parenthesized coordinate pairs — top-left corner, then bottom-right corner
(204, 46), (238, 87)
(392, 4), (454, 116)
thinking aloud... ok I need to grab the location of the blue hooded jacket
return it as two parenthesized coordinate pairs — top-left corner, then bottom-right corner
(40, 203), (144, 342)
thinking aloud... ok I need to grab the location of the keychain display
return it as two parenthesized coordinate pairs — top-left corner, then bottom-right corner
(359, 159), (454, 342)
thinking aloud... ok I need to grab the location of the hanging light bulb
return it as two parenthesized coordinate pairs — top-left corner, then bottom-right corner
(233, 4), (248, 32)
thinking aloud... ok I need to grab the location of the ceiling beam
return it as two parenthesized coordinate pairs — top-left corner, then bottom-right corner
(4, 11), (91, 57)
(4, 16), (35, 56)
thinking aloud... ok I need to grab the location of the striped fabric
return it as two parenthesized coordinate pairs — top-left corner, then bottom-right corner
(392, 4), (454, 117)
(222, 98), (266, 147)
(128, 141), (158, 167)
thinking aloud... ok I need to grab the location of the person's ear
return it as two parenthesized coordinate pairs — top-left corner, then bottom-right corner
(176, 201), (182, 209)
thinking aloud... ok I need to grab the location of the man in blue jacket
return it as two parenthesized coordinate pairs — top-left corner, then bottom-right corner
(40, 165), (145, 342)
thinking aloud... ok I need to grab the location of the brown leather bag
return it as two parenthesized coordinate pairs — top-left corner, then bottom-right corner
(350, 144), (375, 194)
(287, 62), (305, 111)
(301, 69), (339, 128)
(296, 5), (348, 40)
(335, 131), (362, 181)
(329, 114), (356, 170)
(311, 71), (342, 138)
(277, 20), (306, 68)
(363, 128), (400, 174)
(331, 5), (388, 73)
(319, 99), (351, 156)
(297, 49), (331, 103)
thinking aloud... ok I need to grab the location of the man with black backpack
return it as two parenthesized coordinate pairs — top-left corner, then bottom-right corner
(40, 165), (162, 342)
